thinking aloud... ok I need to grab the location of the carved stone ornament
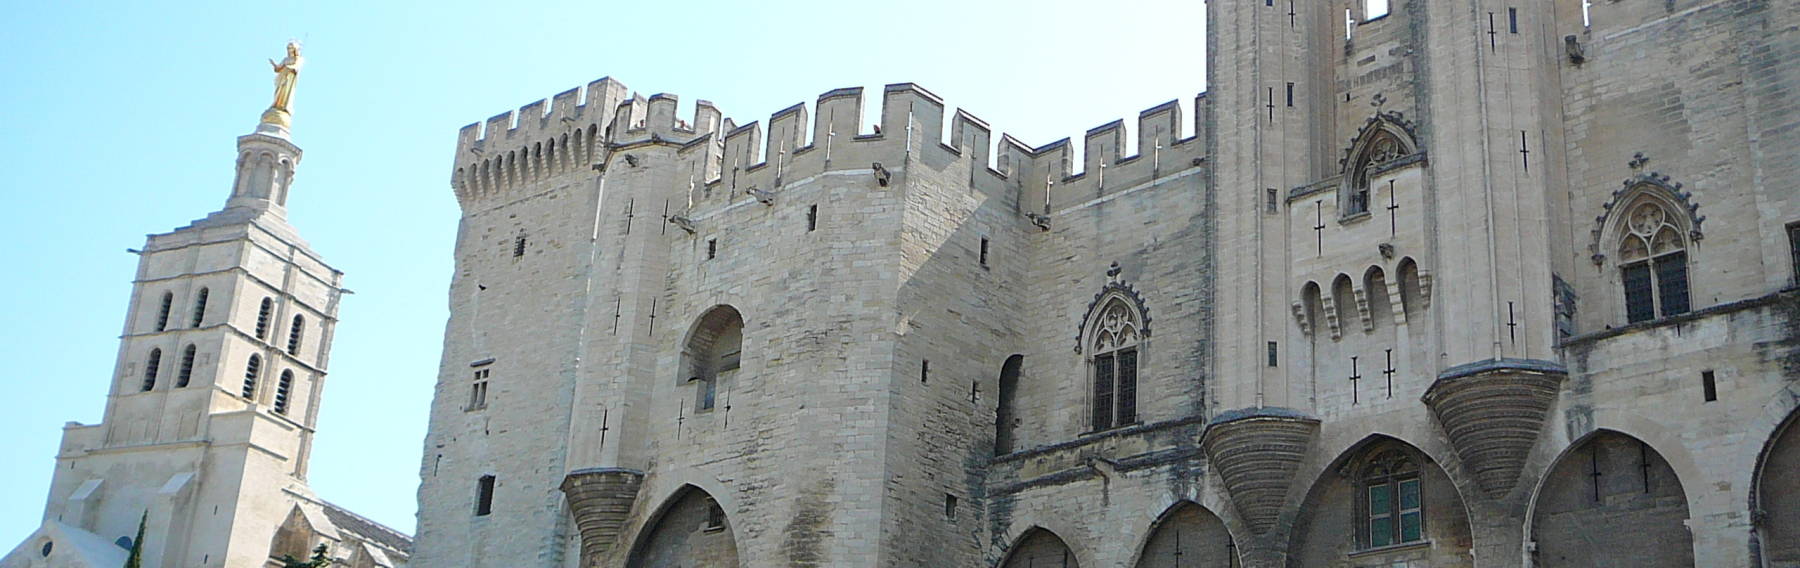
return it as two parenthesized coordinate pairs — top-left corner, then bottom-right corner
(1075, 263), (1151, 353)
(1587, 158), (1705, 265)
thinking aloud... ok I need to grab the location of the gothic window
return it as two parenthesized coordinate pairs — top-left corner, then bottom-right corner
(1617, 202), (1690, 323)
(155, 292), (173, 331)
(142, 348), (162, 392)
(1346, 133), (1403, 216)
(287, 315), (305, 355)
(176, 344), (196, 388)
(255, 297), (273, 340)
(683, 306), (744, 412)
(275, 370), (294, 415)
(1089, 299), (1142, 431)
(243, 354), (262, 399)
(1359, 450), (1424, 549)
(475, 475), (496, 516)
(467, 368), (490, 411)
(190, 287), (209, 327)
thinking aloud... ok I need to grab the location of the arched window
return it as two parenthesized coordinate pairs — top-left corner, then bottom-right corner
(1340, 115), (1415, 218)
(1616, 201), (1690, 323)
(287, 315), (305, 355)
(995, 355), (1024, 455)
(142, 348), (162, 392)
(1088, 298), (1143, 431)
(1359, 450), (1423, 549)
(682, 306), (744, 412)
(242, 354), (261, 399)
(155, 292), (173, 331)
(177, 344), (197, 388)
(255, 297), (273, 340)
(190, 287), (209, 327)
(275, 370), (294, 414)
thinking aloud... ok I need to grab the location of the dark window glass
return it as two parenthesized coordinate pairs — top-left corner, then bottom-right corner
(242, 354), (261, 398)
(190, 288), (209, 327)
(287, 315), (305, 355)
(155, 292), (173, 331)
(1622, 262), (1655, 323)
(513, 234), (527, 257)
(1092, 353), (1115, 431)
(177, 344), (196, 388)
(142, 349), (162, 392)
(275, 371), (293, 414)
(255, 298), (273, 340)
(1701, 370), (1717, 402)
(475, 475), (495, 516)
(1116, 349), (1138, 425)
(1655, 252), (1689, 316)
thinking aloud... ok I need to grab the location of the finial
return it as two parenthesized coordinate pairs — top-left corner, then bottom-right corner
(1107, 262), (1122, 281)
(1370, 92), (1387, 108)
(1628, 152), (1650, 171)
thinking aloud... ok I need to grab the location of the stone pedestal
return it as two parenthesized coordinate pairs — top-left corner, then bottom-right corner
(560, 467), (645, 567)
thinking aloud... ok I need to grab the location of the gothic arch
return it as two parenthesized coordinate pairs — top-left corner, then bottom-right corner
(1075, 274), (1151, 354)
(1129, 501), (1237, 568)
(680, 305), (745, 412)
(1528, 429), (1695, 567)
(1589, 170), (1705, 265)
(1338, 112), (1421, 217)
(1753, 405), (1800, 565)
(998, 526), (1079, 568)
(1288, 434), (1473, 568)
(995, 354), (1024, 455)
(623, 484), (740, 568)
(1363, 265), (1393, 330)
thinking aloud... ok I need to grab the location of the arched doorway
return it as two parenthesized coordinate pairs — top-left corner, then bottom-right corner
(1756, 410), (1800, 565)
(625, 486), (739, 568)
(1288, 436), (1473, 567)
(1530, 430), (1694, 567)
(1001, 527), (1077, 568)
(1134, 502), (1236, 567)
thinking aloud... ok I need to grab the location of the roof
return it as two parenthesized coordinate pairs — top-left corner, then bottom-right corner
(321, 501), (413, 558)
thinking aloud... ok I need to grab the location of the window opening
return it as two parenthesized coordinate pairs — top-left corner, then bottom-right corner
(155, 292), (173, 331)
(1701, 370), (1717, 402)
(1087, 298), (1143, 431)
(1268, 341), (1279, 367)
(945, 494), (958, 519)
(1617, 202), (1690, 323)
(1508, 7), (1519, 33)
(287, 315), (305, 355)
(1788, 222), (1800, 285)
(921, 360), (930, 384)
(190, 287), (209, 327)
(177, 344), (196, 388)
(704, 498), (726, 531)
(1361, 450), (1423, 549)
(807, 204), (818, 232)
(979, 238), (990, 267)
(468, 368), (490, 411)
(255, 297), (273, 340)
(1267, 188), (1279, 214)
(242, 354), (261, 398)
(475, 475), (495, 516)
(275, 370), (293, 414)
(513, 233), (527, 258)
(1286, 82), (1295, 107)
(707, 238), (717, 260)
(142, 348), (162, 391)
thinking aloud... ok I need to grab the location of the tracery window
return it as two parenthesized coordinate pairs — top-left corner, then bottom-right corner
(1345, 132), (1404, 217)
(1359, 450), (1423, 549)
(1617, 202), (1690, 323)
(1089, 300), (1141, 431)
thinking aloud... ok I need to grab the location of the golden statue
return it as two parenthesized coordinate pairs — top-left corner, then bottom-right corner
(260, 41), (304, 129)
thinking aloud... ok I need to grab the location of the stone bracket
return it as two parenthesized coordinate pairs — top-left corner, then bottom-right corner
(560, 467), (646, 567)
(1201, 407), (1321, 535)
(1422, 359), (1566, 499)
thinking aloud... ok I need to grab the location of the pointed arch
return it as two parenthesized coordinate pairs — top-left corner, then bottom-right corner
(999, 527), (1078, 568)
(1338, 112), (1421, 217)
(681, 305), (744, 413)
(1593, 177), (1696, 323)
(1363, 265), (1393, 330)
(1396, 257), (1426, 319)
(1080, 287), (1147, 431)
(1289, 435), (1473, 567)
(176, 344), (197, 388)
(624, 484), (739, 568)
(1754, 408), (1800, 565)
(270, 505), (319, 562)
(1131, 501), (1236, 568)
(1529, 429), (1694, 567)
(1296, 281), (1324, 338)
(1329, 274), (1356, 340)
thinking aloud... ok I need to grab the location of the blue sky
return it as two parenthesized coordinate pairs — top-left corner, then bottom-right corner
(0, 0), (1205, 539)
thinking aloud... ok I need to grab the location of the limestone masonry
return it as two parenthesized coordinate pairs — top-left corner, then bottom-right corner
(413, 1), (1800, 566)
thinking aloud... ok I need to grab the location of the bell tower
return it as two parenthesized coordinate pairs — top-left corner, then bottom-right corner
(8, 56), (350, 567)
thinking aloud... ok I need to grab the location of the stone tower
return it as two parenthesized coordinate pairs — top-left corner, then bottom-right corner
(6, 105), (410, 567)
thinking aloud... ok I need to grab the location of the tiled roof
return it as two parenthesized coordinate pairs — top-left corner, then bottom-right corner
(320, 501), (412, 557)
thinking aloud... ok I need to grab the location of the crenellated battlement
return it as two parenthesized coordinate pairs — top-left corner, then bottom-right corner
(450, 76), (1211, 216)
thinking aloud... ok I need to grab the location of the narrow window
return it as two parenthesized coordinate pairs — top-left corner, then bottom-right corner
(177, 344), (197, 388)
(1701, 370), (1717, 402)
(921, 360), (930, 384)
(1286, 82), (1295, 107)
(1093, 352), (1115, 431)
(1508, 7), (1519, 33)
(475, 475), (495, 516)
(1368, 482), (1394, 546)
(1267, 341), (1279, 367)
(1360, 451), (1423, 549)
(468, 368), (490, 411)
(1654, 251), (1690, 316)
(1267, 188), (1279, 214)
(707, 238), (717, 260)
(513, 233), (527, 257)
(287, 315), (305, 355)
(1116, 348), (1138, 425)
(190, 287), (209, 327)
(255, 297), (273, 340)
(1365, 0), (1389, 20)
(807, 204), (818, 232)
(275, 370), (294, 414)
(142, 348), (162, 391)
(979, 238), (990, 267)
(242, 354), (261, 398)
(1622, 262), (1656, 323)
(1788, 222), (1800, 284)
(944, 494), (958, 520)
(155, 292), (173, 331)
